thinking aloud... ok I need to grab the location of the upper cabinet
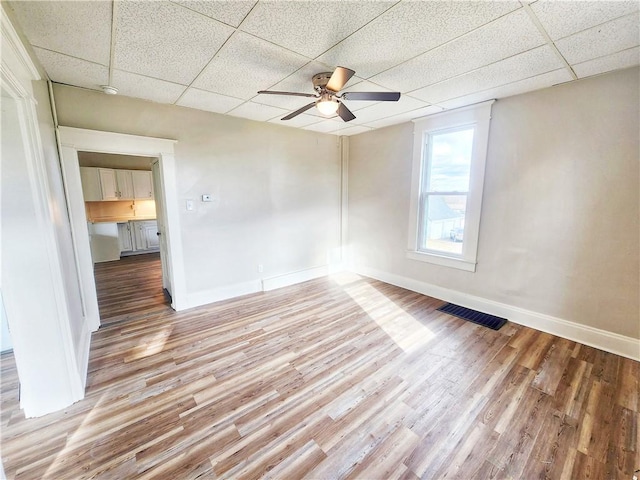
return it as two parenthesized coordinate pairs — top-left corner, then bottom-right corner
(115, 170), (134, 200)
(132, 170), (154, 200)
(80, 167), (154, 201)
(98, 168), (118, 201)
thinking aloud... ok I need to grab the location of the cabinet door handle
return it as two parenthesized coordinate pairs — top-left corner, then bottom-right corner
(156, 232), (161, 236)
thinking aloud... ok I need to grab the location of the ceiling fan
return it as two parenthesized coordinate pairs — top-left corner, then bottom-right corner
(257, 66), (401, 122)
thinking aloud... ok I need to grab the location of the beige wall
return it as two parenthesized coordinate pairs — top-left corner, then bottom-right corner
(348, 67), (639, 339)
(53, 84), (342, 296)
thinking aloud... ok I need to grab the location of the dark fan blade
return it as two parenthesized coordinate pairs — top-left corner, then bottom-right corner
(337, 102), (356, 122)
(326, 66), (356, 92)
(282, 101), (317, 120)
(257, 90), (318, 98)
(342, 91), (401, 101)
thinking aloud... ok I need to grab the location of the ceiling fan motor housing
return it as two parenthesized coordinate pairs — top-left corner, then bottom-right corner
(312, 72), (335, 93)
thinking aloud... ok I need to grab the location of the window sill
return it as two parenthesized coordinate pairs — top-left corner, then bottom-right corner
(406, 250), (476, 272)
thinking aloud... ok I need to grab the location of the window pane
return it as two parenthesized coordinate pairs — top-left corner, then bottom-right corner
(420, 194), (467, 255)
(427, 128), (474, 192)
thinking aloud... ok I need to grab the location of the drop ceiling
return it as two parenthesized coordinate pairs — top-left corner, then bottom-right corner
(7, 0), (639, 136)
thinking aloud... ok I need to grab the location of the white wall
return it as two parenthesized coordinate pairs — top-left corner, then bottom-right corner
(53, 84), (343, 306)
(348, 68), (639, 347)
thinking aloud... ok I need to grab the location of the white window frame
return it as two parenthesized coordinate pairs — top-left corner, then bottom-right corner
(407, 101), (493, 272)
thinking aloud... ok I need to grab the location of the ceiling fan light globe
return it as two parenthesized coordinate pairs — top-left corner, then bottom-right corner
(317, 99), (339, 116)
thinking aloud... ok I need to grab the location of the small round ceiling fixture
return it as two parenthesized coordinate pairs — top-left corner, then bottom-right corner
(100, 85), (118, 95)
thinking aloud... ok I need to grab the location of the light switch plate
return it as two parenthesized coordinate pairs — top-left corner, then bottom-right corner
(186, 200), (194, 211)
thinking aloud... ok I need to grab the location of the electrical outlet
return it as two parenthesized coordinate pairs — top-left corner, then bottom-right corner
(257, 264), (264, 273)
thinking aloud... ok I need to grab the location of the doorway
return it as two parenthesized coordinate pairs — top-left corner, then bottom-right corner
(57, 126), (187, 334)
(74, 151), (171, 326)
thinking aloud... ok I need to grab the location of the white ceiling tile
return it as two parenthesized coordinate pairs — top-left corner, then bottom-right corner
(10, 0), (112, 65)
(33, 48), (108, 91)
(330, 125), (374, 137)
(531, 0), (639, 40)
(369, 8), (545, 92)
(11, 0), (637, 134)
(303, 119), (344, 133)
(112, 70), (187, 104)
(573, 47), (640, 79)
(410, 45), (563, 104)
(226, 101), (289, 122)
(114, 1), (234, 85)
(170, 0), (256, 27)
(555, 13), (639, 65)
(268, 114), (321, 129)
(348, 95), (431, 124)
(193, 31), (308, 99)
(362, 105), (444, 129)
(176, 88), (245, 114)
(239, 1), (394, 58)
(317, 1), (520, 78)
(437, 68), (573, 110)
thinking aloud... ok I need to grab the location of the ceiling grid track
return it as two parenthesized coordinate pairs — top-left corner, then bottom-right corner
(521, 2), (578, 80)
(107, 0), (117, 88)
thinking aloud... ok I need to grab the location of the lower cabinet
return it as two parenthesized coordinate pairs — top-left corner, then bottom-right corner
(117, 220), (159, 255)
(117, 222), (133, 252)
(133, 220), (160, 251)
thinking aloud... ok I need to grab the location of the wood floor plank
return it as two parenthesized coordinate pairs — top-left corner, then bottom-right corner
(1, 254), (638, 479)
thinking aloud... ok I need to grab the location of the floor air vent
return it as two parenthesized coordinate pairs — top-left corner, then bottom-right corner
(437, 303), (507, 330)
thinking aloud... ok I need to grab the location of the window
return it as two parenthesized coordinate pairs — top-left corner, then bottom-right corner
(407, 101), (493, 272)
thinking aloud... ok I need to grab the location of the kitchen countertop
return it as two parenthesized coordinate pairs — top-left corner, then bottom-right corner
(89, 217), (157, 223)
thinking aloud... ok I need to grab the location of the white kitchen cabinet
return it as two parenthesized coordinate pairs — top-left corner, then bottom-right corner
(80, 167), (153, 201)
(132, 170), (154, 199)
(117, 220), (158, 255)
(80, 167), (118, 201)
(97, 168), (118, 201)
(115, 170), (134, 200)
(117, 222), (133, 252)
(132, 220), (159, 251)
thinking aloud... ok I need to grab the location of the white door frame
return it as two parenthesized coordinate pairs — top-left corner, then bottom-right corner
(58, 127), (188, 327)
(151, 159), (172, 294)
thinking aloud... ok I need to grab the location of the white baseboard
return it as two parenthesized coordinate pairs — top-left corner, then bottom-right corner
(262, 264), (339, 292)
(77, 322), (92, 391)
(184, 279), (262, 310)
(182, 264), (345, 310)
(354, 266), (640, 361)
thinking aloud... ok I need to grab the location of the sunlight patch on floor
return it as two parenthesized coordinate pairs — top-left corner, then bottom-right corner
(339, 278), (435, 352)
(124, 326), (174, 362)
(43, 392), (109, 478)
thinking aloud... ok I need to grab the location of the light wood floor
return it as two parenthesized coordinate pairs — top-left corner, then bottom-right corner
(1, 255), (638, 479)
(93, 252), (169, 326)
